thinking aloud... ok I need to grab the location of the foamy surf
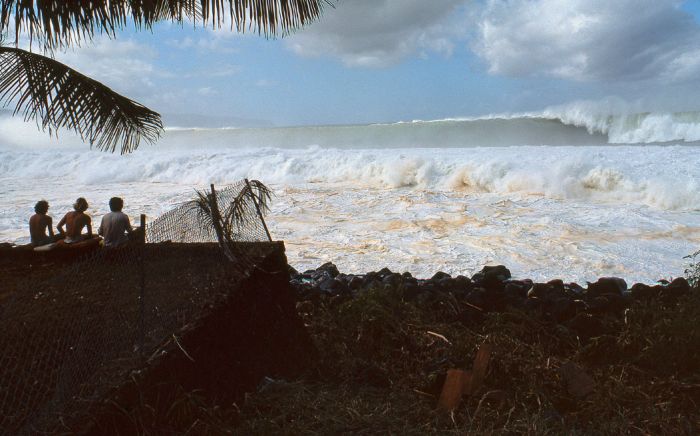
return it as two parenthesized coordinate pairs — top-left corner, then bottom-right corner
(0, 139), (697, 284)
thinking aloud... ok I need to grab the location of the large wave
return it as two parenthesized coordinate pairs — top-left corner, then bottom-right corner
(3, 100), (700, 151)
(1, 145), (698, 211)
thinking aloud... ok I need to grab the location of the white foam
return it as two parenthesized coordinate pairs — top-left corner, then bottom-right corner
(1, 117), (698, 284)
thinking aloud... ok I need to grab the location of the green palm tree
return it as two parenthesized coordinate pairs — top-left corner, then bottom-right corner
(0, 1), (328, 154)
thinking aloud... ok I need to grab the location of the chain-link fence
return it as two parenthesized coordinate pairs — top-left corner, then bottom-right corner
(0, 182), (275, 435)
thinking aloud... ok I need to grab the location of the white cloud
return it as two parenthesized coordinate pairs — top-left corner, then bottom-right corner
(56, 38), (158, 97)
(473, 0), (700, 82)
(286, 0), (469, 67)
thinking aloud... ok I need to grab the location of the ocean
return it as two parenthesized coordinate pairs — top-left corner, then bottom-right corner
(1, 105), (699, 284)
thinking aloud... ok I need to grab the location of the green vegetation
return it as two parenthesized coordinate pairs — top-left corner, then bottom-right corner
(685, 249), (700, 288)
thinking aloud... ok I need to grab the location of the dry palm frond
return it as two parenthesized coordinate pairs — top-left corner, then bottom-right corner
(190, 181), (273, 262)
(228, 179), (272, 231)
(1, 0), (332, 49)
(0, 46), (162, 154)
(191, 188), (236, 261)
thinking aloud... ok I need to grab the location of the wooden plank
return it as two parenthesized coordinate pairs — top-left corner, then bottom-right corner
(437, 369), (466, 411)
(466, 343), (492, 395)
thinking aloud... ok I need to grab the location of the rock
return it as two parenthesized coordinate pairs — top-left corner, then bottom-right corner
(377, 267), (393, 279)
(401, 271), (414, 279)
(311, 270), (333, 283)
(603, 293), (629, 313)
(523, 296), (543, 313)
(437, 277), (454, 291)
(348, 276), (364, 291)
(465, 288), (488, 311)
(482, 274), (505, 294)
(316, 262), (340, 278)
(669, 277), (691, 294)
(480, 265), (512, 281)
(453, 275), (472, 290)
(587, 296), (610, 314)
(586, 277), (627, 297)
(402, 282), (421, 300)
(567, 313), (605, 340)
(431, 271), (452, 282)
(505, 281), (529, 299)
(550, 298), (577, 323)
(317, 277), (348, 294)
(471, 272), (485, 283)
(566, 282), (585, 296)
(630, 283), (659, 300)
(527, 283), (566, 302)
(288, 265), (299, 278)
(382, 273), (403, 288)
(547, 279), (564, 289)
(362, 273), (381, 288)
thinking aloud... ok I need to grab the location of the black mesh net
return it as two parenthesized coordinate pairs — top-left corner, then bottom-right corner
(0, 181), (273, 435)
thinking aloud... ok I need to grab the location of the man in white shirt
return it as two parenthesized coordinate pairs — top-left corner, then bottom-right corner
(99, 197), (133, 248)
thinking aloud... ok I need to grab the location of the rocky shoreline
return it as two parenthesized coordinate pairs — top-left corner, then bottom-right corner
(290, 263), (692, 338)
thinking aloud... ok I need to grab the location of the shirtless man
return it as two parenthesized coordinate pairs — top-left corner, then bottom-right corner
(29, 200), (56, 246)
(57, 197), (93, 243)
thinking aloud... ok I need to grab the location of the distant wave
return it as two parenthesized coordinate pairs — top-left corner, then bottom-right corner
(3, 100), (700, 150)
(379, 107), (700, 145)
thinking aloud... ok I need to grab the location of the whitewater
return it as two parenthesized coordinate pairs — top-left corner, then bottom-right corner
(1, 107), (699, 284)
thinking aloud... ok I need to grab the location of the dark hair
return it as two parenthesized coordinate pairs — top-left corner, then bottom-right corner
(34, 200), (49, 214)
(109, 197), (124, 212)
(73, 197), (88, 212)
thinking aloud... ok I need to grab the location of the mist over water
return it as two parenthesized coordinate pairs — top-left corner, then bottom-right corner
(1, 105), (699, 283)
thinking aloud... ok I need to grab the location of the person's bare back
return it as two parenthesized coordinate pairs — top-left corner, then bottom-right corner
(57, 198), (93, 243)
(29, 213), (53, 246)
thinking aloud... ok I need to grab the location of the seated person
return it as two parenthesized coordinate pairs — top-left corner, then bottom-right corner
(57, 197), (94, 243)
(99, 197), (133, 248)
(29, 200), (57, 246)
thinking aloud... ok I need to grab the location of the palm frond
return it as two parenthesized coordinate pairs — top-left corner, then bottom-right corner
(190, 188), (237, 261)
(229, 179), (273, 230)
(1, 0), (331, 49)
(0, 46), (163, 154)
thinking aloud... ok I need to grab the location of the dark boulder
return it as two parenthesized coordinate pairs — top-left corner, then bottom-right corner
(453, 275), (472, 291)
(567, 313), (605, 340)
(630, 283), (660, 300)
(402, 282), (421, 301)
(669, 277), (691, 294)
(549, 298), (577, 323)
(465, 288), (488, 311)
(317, 262), (340, 278)
(480, 265), (512, 281)
(431, 271), (452, 282)
(382, 273), (403, 288)
(317, 277), (347, 295)
(347, 276), (364, 291)
(377, 267), (393, 279)
(586, 277), (627, 297)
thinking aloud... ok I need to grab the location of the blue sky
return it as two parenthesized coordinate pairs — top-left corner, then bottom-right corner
(47, 0), (700, 126)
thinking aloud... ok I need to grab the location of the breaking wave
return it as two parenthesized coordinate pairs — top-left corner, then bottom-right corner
(1, 144), (698, 211)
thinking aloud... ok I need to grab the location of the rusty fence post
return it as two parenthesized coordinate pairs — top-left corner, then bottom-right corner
(139, 214), (146, 362)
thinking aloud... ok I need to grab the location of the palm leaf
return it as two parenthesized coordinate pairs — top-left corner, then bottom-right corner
(229, 179), (273, 230)
(0, 46), (162, 154)
(1, 0), (331, 49)
(190, 188), (237, 261)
